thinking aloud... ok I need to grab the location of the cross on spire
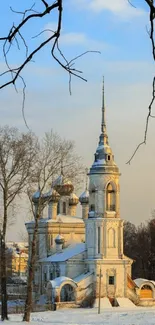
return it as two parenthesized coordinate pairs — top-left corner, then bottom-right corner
(101, 76), (106, 134)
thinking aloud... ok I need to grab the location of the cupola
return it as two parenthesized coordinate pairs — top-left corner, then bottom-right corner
(69, 193), (79, 206)
(55, 234), (65, 245)
(44, 188), (60, 203)
(55, 234), (65, 253)
(53, 174), (74, 196)
(79, 190), (89, 205)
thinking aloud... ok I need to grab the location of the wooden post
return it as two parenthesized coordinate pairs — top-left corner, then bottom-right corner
(97, 265), (103, 314)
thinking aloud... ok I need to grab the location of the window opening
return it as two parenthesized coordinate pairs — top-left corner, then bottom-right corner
(98, 227), (101, 254)
(63, 202), (66, 214)
(90, 204), (95, 211)
(109, 276), (114, 285)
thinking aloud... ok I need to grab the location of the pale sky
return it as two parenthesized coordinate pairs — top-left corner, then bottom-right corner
(0, 1), (155, 240)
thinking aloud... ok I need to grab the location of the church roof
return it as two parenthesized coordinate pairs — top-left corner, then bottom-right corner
(74, 272), (93, 283)
(39, 243), (86, 263)
(47, 276), (77, 289)
(134, 278), (155, 288)
(47, 215), (84, 224)
(26, 214), (84, 227)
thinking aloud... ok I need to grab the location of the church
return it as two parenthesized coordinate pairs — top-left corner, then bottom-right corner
(26, 81), (153, 307)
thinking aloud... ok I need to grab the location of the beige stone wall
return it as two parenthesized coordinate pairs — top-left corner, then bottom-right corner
(66, 257), (86, 279)
(87, 259), (130, 298)
(46, 223), (85, 254)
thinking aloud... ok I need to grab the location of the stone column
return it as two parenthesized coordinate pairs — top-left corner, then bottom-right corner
(81, 203), (89, 219)
(69, 204), (77, 216)
(48, 201), (57, 220)
(69, 193), (79, 216)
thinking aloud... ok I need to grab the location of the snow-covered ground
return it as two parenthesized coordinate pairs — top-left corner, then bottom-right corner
(2, 307), (155, 325)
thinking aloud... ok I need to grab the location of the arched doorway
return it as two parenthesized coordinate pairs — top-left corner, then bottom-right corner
(60, 284), (75, 302)
(140, 284), (153, 299)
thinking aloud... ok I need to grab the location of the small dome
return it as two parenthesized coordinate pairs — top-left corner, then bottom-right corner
(53, 175), (74, 196)
(79, 190), (89, 204)
(69, 193), (79, 206)
(43, 188), (60, 203)
(32, 189), (41, 203)
(55, 234), (65, 245)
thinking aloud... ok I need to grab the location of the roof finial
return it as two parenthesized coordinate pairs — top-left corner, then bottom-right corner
(61, 159), (64, 176)
(85, 168), (88, 190)
(101, 76), (106, 133)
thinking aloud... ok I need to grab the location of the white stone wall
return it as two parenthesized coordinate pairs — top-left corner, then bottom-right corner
(87, 260), (130, 298)
(66, 254), (86, 279)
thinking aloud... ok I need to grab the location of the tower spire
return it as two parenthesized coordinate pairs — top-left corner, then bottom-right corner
(101, 76), (106, 134)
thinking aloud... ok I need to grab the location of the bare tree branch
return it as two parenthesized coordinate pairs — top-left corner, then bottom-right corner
(127, 0), (155, 163)
(0, 1), (100, 129)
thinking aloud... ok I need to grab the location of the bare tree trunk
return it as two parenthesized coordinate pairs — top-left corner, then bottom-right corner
(1, 202), (8, 321)
(23, 216), (39, 322)
(0, 232), (8, 321)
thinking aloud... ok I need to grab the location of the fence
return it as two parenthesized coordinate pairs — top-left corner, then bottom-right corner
(0, 303), (54, 314)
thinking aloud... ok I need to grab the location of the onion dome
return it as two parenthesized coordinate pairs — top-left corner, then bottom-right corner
(69, 193), (79, 206)
(55, 234), (65, 245)
(43, 188), (60, 203)
(32, 189), (41, 203)
(53, 175), (74, 196)
(79, 190), (89, 205)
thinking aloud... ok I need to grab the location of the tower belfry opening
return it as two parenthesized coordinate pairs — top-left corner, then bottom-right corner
(106, 183), (116, 212)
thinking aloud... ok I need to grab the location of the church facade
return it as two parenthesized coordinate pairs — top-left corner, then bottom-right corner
(26, 81), (134, 305)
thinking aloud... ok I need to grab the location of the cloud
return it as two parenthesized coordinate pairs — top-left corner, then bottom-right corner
(71, 0), (145, 19)
(44, 24), (108, 51)
(60, 32), (87, 45)
(44, 23), (87, 45)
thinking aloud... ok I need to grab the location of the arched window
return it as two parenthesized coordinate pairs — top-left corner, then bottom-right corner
(60, 284), (75, 302)
(106, 183), (116, 211)
(90, 204), (95, 211)
(140, 284), (153, 299)
(48, 235), (53, 250)
(57, 202), (60, 214)
(62, 202), (66, 214)
(108, 228), (115, 248)
(98, 227), (101, 254)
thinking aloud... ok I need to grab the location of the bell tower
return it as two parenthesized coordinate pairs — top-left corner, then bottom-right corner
(85, 78), (132, 298)
(89, 77), (120, 220)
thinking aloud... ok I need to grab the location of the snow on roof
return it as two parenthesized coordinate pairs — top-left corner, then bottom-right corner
(70, 193), (78, 199)
(26, 214), (84, 226)
(48, 214), (84, 224)
(43, 188), (60, 199)
(52, 175), (73, 186)
(74, 272), (93, 283)
(134, 278), (155, 288)
(39, 243), (86, 263)
(48, 276), (77, 288)
(96, 144), (109, 150)
(79, 190), (89, 199)
(55, 234), (64, 240)
(92, 159), (106, 166)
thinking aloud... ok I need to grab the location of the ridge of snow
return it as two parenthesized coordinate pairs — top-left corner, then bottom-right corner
(39, 243), (86, 263)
